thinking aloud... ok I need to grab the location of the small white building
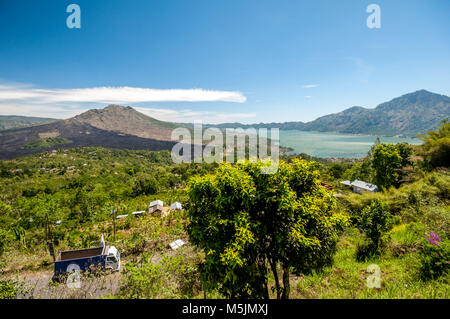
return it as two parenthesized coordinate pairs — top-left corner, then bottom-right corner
(131, 210), (146, 216)
(340, 179), (379, 194)
(169, 239), (185, 250)
(170, 202), (182, 210)
(149, 200), (163, 214)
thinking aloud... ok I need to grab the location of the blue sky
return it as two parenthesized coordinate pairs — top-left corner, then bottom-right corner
(0, 0), (448, 123)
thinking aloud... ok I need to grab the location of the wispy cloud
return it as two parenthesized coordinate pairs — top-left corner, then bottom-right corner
(301, 84), (320, 89)
(135, 107), (256, 124)
(0, 84), (246, 104)
(304, 96), (312, 99)
(0, 83), (251, 123)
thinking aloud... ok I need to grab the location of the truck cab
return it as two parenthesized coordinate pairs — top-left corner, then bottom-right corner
(105, 246), (120, 271)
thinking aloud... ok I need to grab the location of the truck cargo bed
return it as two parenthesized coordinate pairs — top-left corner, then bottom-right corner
(59, 246), (105, 261)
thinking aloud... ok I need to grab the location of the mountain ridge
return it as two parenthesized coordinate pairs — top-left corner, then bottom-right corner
(0, 105), (181, 159)
(0, 90), (448, 159)
(203, 90), (449, 136)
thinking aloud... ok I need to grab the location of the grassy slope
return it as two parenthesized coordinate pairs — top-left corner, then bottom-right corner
(0, 148), (448, 299)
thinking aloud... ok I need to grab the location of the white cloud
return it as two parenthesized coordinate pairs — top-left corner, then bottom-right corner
(135, 107), (256, 124)
(301, 84), (319, 89)
(0, 83), (252, 123)
(304, 96), (312, 99)
(0, 84), (246, 104)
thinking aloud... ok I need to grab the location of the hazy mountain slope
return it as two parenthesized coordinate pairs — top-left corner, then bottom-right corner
(0, 115), (57, 130)
(68, 104), (182, 140)
(205, 90), (449, 136)
(302, 90), (449, 136)
(0, 105), (181, 159)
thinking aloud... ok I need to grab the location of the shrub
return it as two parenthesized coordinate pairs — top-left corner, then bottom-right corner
(119, 252), (202, 299)
(0, 228), (13, 256)
(0, 280), (18, 299)
(418, 119), (450, 168)
(417, 232), (450, 280)
(356, 199), (392, 261)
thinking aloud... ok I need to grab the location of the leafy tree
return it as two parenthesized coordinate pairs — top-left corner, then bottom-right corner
(345, 158), (373, 182)
(327, 162), (350, 179)
(418, 119), (450, 168)
(0, 228), (13, 256)
(396, 142), (413, 167)
(186, 159), (348, 299)
(132, 176), (159, 196)
(372, 143), (403, 189)
(356, 199), (391, 260)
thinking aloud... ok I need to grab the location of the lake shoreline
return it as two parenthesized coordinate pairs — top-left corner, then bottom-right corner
(279, 130), (422, 159)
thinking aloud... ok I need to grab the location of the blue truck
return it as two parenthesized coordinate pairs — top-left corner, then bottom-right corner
(54, 245), (120, 279)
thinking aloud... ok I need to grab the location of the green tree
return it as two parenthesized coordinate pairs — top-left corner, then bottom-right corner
(0, 228), (13, 256)
(186, 159), (348, 299)
(345, 158), (373, 182)
(372, 143), (403, 189)
(418, 119), (450, 168)
(356, 199), (391, 260)
(132, 175), (159, 196)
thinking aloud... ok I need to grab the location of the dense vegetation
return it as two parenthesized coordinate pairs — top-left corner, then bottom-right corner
(0, 122), (449, 299)
(22, 137), (73, 150)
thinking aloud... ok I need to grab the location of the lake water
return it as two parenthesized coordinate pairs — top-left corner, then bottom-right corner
(279, 130), (422, 158)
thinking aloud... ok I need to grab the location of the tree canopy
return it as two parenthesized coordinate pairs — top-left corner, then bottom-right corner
(419, 119), (450, 168)
(186, 159), (348, 298)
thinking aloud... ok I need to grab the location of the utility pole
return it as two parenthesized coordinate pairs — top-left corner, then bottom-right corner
(46, 212), (55, 263)
(112, 204), (117, 242)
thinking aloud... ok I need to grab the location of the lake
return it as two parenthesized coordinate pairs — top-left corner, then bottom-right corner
(279, 130), (422, 158)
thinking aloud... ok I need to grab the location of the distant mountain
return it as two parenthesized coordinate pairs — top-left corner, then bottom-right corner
(0, 115), (56, 130)
(206, 90), (450, 136)
(301, 90), (449, 136)
(1, 90), (448, 159)
(0, 105), (184, 159)
(68, 104), (181, 140)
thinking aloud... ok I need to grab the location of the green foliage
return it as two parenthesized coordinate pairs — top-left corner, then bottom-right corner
(327, 162), (351, 179)
(22, 137), (72, 150)
(132, 175), (159, 196)
(344, 158), (373, 182)
(119, 252), (202, 299)
(0, 280), (18, 299)
(356, 199), (392, 261)
(0, 228), (13, 256)
(419, 119), (450, 168)
(417, 233), (449, 280)
(186, 159), (348, 299)
(372, 143), (403, 189)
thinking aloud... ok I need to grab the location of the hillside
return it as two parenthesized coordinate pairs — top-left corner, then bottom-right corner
(207, 90), (450, 136)
(0, 142), (448, 299)
(68, 104), (181, 140)
(302, 90), (450, 136)
(0, 105), (181, 159)
(0, 115), (56, 130)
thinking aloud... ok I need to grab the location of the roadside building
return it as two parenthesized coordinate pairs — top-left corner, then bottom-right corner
(340, 179), (379, 194)
(149, 200), (163, 214)
(170, 202), (183, 210)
